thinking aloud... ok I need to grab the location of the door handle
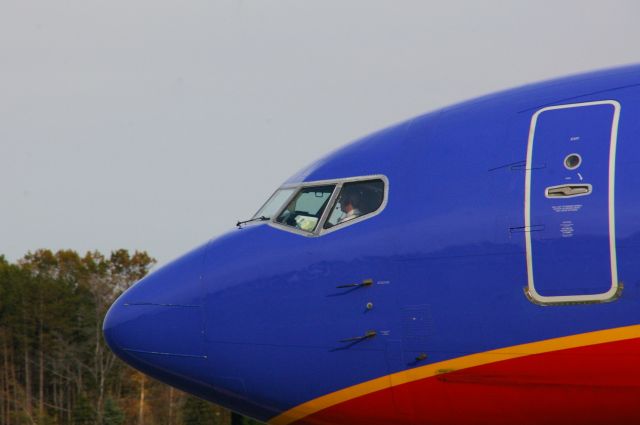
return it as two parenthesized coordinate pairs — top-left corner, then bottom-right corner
(545, 184), (592, 198)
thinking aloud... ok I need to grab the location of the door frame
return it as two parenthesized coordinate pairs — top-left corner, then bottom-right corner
(524, 100), (622, 304)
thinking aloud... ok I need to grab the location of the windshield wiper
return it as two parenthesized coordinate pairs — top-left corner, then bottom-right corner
(236, 216), (269, 228)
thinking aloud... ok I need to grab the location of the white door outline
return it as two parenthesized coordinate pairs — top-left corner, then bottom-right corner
(524, 100), (621, 304)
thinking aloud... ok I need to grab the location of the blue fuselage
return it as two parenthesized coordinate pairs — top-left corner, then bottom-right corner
(103, 65), (640, 424)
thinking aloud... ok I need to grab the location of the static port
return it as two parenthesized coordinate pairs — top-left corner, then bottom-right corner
(564, 153), (582, 170)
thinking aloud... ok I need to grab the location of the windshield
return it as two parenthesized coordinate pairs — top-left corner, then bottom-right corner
(253, 188), (296, 219)
(252, 176), (386, 234)
(275, 185), (336, 232)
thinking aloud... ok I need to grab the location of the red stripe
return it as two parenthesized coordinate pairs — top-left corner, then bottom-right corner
(295, 338), (640, 425)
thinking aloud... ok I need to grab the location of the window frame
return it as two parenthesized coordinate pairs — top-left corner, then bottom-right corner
(267, 174), (389, 237)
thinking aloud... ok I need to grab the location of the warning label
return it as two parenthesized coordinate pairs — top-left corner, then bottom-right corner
(552, 204), (582, 213)
(560, 220), (574, 238)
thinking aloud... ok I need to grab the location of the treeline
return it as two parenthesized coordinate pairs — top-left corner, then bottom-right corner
(0, 249), (256, 425)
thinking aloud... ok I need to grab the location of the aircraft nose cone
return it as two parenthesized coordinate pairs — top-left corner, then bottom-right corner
(103, 244), (208, 379)
(103, 295), (205, 359)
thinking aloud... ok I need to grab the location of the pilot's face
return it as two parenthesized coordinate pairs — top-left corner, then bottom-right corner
(340, 199), (352, 213)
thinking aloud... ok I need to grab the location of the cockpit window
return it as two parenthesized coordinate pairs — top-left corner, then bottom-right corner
(253, 188), (295, 220)
(324, 179), (385, 229)
(257, 176), (387, 235)
(276, 185), (336, 232)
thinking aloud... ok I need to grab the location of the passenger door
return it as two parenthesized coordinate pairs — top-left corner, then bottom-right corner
(524, 100), (621, 304)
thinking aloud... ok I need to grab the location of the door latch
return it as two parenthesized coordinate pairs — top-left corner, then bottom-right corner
(545, 184), (592, 198)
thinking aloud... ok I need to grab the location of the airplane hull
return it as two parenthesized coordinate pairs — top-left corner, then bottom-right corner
(103, 65), (640, 425)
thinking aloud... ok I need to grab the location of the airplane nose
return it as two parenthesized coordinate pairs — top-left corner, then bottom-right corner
(103, 244), (208, 380)
(103, 294), (205, 360)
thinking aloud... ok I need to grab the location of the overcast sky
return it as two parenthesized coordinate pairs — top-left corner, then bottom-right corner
(2, 0), (639, 266)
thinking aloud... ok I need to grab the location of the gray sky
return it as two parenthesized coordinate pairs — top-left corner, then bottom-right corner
(2, 0), (639, 266)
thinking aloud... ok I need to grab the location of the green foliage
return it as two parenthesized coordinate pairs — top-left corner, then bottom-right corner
(0, 249), (156, 425)
(37, 411), (59, 425)
(182, 396), (228, 425)
(72, 394), (95, 425)
(103, 398), (125, 425)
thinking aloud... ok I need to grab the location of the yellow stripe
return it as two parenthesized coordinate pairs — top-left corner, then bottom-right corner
(269, 324), (640, 425)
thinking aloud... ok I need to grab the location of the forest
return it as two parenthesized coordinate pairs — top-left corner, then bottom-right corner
(0, 249), (260, 425)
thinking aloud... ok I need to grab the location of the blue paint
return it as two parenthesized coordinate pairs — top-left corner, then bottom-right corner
(103, 65), (640, 422)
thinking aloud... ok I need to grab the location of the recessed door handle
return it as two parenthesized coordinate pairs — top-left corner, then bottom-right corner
(545, 184), (592, 198)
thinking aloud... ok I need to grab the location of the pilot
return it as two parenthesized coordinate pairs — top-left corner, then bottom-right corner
(338, 187), (362, 224)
